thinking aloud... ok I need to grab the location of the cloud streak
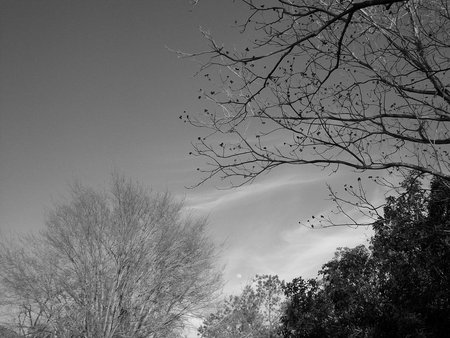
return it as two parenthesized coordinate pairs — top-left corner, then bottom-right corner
(186, 172), (323, 212)
(183, 168), (375, 294)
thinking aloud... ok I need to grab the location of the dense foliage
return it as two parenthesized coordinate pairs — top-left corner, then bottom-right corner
(281, 176), (450, 337)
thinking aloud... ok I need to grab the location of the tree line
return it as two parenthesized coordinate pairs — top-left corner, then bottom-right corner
(198, 175), (450, 337)
(1, 174), (448, 337)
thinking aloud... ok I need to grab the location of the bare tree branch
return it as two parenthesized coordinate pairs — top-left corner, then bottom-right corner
(181, 0), (450, 188)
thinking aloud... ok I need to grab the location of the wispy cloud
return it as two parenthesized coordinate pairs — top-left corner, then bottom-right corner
(186, 172), (323, 212)
(184, 168), (380, 295)
(222, 217), (372, 293)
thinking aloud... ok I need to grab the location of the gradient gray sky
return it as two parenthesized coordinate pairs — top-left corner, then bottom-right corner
(0, 0), (373, 303)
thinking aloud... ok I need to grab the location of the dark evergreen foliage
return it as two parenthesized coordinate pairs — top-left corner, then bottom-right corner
(281, 176), (450, 337)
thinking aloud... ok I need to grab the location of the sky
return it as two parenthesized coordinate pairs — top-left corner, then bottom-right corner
(0, 0), (374, 318)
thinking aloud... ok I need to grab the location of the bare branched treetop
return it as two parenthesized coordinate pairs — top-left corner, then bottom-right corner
(181, 0), (450, 187)
(0, 174), (222, 337)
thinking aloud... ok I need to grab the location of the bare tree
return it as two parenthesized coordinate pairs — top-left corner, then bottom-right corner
(181, 0), (450, 187)
(0, 174), (222, 338)
(198, 275), (284, 338)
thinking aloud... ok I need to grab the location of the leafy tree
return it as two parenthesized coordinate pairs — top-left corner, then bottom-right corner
(280, 277), (332, 338)
(198, 275), (284, 338)
(0, 174), (222, 338)
(370, 176), (450, 336)
(281, 246), (380, 338)
(281, 175), (450, 337)
(321, 246), (382, 337)
(182, 0), (450, 186)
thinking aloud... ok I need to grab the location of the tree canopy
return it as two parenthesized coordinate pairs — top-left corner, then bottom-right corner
(182, 0), (450, 186)
(0, 175), (222, 338)
(280, 175), (450, 337)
